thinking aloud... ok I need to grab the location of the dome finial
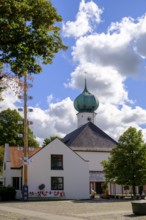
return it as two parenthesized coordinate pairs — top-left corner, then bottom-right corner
(84, 72), (88, 92)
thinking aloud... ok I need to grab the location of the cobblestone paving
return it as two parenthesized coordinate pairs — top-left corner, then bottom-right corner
(0, 199), (146, 220)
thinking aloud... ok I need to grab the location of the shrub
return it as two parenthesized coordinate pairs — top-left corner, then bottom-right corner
(0, 186), (16, 201)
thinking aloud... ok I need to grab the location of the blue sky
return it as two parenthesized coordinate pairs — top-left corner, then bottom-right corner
(32, 0), (146, 108)
(1, 0), (146, 145)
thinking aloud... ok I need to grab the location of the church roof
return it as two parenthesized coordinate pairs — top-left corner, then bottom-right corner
(62, 122), (117, 152)
(74, 79), (99, 113)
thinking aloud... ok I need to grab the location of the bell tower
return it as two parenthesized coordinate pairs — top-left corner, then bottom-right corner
(74, 79), (99, 127)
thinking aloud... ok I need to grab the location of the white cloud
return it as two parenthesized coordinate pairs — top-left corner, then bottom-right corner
(135, 34), (146, 58)
(0, 88), (21, 110)
(62, 0), (103, 38)
(65, 63), (129, 105)
(47, 94), (54, 104)
(96, 103), (146, 141)
(28, 97), (77, 146)
(71, 30), (141, 76)
(0, 92), (77, 146)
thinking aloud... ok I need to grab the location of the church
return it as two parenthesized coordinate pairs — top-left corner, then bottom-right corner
(3, 80), (121, 200)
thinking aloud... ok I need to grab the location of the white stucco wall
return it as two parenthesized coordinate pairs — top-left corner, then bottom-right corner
(3, 162), (21, 187)
(77, 112), (96, 127)
(28, 139), (89, 200)
(75, 151), (110, 171)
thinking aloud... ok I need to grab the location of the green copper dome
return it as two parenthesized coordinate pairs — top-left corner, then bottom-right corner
(74, 80), (99, 113)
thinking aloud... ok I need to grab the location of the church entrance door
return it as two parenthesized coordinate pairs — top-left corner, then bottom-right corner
(96, 182), (103, 194)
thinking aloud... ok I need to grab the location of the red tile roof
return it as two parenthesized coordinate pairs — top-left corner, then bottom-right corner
(9, 147), (41, 169)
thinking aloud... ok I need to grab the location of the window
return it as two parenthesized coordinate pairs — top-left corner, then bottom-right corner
(51, 155), (63, 170)
(12, 177), (20, 190)
(51, 177), (64, 190)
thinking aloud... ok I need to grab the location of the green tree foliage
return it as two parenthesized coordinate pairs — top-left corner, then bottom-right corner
(42, 136), (61, 147)
(0, 109), (38, 146)
(102, 127), (146, 196)
(0, 0), (67, 76)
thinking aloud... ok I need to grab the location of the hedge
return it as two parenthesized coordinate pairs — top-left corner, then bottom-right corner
(0, 186), (16, 201)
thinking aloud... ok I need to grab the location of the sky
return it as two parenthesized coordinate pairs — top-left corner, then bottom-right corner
(1, 0), (146, 146)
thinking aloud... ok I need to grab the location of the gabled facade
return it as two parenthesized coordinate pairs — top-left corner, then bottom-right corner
(28, 139), (89, 199)
(3, 139), (89, 200)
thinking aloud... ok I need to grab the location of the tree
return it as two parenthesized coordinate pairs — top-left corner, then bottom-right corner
(102, 127), (146, 196)
(0, 109), (38, 146)
(0, 0), (67, 76)
(42, 136), (61, 147)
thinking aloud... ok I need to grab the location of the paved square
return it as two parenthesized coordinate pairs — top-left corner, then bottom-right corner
(0, 199), (146, 220)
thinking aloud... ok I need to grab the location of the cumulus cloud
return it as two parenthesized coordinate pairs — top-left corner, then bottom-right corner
(135, 33), (146, 58)
(62, 0), (103, 38)
(70, 15), (146, 77)
(72, 34), (141, 75)
(47, 94), (54, 104)
(0, 88), (21, 110)
(29, 97), (76, 145)
(0, 92), (77, 146)
(65, 63), (129, 105)
(96, 102), (146, 141)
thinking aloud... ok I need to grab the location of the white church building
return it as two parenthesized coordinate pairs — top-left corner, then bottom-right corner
(3, 81), (122, 200)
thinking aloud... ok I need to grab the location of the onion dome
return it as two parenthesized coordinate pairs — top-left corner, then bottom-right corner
(74, 80), (99, 113)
